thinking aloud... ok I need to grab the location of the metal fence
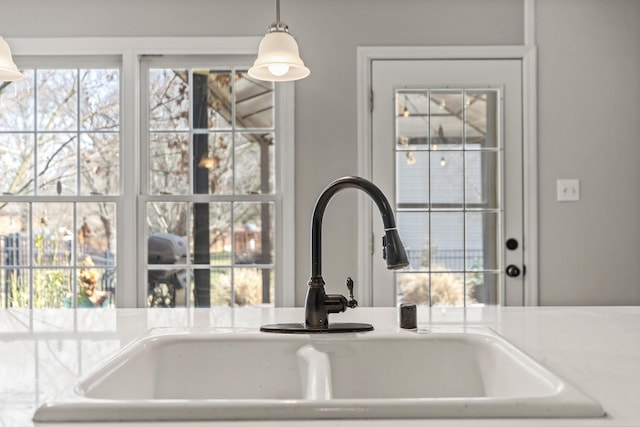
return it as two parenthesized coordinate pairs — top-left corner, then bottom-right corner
(1, 233), (115, 307)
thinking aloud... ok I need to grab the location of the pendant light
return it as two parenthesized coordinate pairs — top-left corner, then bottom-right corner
(0, 37), (25, 82)
(248, 0), (309, 82)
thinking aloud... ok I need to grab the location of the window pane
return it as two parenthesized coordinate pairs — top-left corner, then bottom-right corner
(430, 271), (465, 307)
(149, 132), (189, 195)
(37, 69), (78, 131)
(430, 91), (463, 150)
(430, 151), (463, 205)
(234, 202), (273, 265)
(208, 268), (231, 306)
(192, 70), (232, 130)
(1, 268), (29, 308)
(466, 212), (498, 270)
(194, 133), (232, 195)
(397, 212), (429, 271)
(465, 91), (498, 149)
(37, 133), (77, 195)
(235, 72), (274, 129)
(465, 151), (498, 207)
(0, 134), (35, 195)
(80, 69), (120, 131)
(77, 265), (113, 308)
(0, 70), (35, 131)
(396, 151), (428, 206)
(80, 133), (119, 195)
(148, 267), (189, 307)
(0, 203), (30, 308)
(32, 268), (71, 308)
(210, 268), (273, 307)
(149, 69), (189, 131)
(397, 272), (429, 305)
(77, 202), (116, 267)
(0, 203), (30, 263)
(32, 203), (73, 267)
(430, 212), (464, 271)
(468, 271), (499, 305)
(192, 202), (231, 266)
(146, 202), (189, 238)
(235, 133), (273, 195)
(396, 91), (428, 149)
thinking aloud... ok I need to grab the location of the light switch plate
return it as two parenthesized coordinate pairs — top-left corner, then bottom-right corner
(557, 179), (580, 202)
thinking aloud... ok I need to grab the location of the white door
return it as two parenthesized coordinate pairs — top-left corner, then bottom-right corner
(371, 59), (524, 306)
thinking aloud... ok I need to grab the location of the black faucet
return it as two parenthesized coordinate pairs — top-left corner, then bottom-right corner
(261, 176), (409, 334)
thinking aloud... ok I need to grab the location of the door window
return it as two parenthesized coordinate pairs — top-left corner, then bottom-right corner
(394, 89), (500, 306)
(370, 59), (524, 307)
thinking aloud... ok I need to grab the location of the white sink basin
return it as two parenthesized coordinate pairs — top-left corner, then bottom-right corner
(34, 327), (604, 422)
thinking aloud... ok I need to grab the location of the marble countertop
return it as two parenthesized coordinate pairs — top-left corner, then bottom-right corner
(0, 306), (638, 426)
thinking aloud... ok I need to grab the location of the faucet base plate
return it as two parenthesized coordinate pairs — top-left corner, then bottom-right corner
(260, 322), (374, 334)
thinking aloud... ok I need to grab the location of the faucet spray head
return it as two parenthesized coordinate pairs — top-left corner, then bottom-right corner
(382, 228), (410, 270)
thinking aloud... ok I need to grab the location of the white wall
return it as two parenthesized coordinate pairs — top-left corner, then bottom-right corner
(1, 0), (638, 306)
(536, 0), (640, 305)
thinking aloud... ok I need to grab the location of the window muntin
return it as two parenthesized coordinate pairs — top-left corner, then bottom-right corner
(394, 89), (501, 307)
(0, 64), (120, 308)
(143, 62), (276, 308)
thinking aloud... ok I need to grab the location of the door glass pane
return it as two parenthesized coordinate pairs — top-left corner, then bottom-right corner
(394, 89), (502, 307)
(396, 151), (428, 207)
(465, 212), (498, 270)
(430, 151), (463, 205)
(430, 91), (463, 150)
(468, 271), (498, 306)
(397, 212), (429, 271)
(396, 91), (428, 149)
(430, 271), (465, 307)
(397, 272), (429, 305)
(430, 212), (464, 271)
(465, 151), (498, 207)
(465, 91), (498, 149)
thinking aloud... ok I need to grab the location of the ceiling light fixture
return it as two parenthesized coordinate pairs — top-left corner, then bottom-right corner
(248, 0), (309, 82)
(0, 37), (24, 81)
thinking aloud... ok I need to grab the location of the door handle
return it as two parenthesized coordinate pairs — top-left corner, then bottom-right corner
(505, 264), (521, 277)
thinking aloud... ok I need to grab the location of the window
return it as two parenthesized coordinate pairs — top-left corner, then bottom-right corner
(394, 89), (501, 307)
(142, 59), (278, 307)
(0, 38), (294, 308)
(0, 61), (120, 308)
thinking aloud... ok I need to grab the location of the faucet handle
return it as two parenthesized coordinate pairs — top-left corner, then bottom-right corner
(346, 277), (358, 308)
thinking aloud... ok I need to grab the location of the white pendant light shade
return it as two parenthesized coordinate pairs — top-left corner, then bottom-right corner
(0, 37), (25, 82)
(249, 0), (309, 82)
(248, 29), (310, 82)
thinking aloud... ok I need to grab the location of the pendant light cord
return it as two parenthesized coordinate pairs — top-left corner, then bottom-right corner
(275, 0), (281, 23)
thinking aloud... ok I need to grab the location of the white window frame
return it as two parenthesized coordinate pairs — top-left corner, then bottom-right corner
(9, 37), (296, 308)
